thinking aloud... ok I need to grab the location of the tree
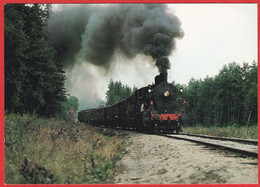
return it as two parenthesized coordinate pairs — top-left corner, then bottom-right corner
(4, 4), (29, 113)
(183, 78), (202, 125)
(182, 61), (257, 127)
(241, 62), (258, 126)
(105, 80), (135, 105)
(66, 96), (79, 111)
(4, 4), (66, 117)
(57, 96), (79, 120)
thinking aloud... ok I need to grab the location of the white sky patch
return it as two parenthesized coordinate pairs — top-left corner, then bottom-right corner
(167, 4), (257, 84)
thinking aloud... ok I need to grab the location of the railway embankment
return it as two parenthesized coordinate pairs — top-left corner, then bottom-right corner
(113, 131), (258, 184)
(4, 114), (127, 184)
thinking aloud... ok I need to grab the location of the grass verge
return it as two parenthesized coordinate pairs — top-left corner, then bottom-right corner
(5, 113), (127, 184)
(182, 124), (258, 140)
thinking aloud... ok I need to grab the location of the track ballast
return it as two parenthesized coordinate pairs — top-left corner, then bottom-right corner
(157, 133), (258, 158)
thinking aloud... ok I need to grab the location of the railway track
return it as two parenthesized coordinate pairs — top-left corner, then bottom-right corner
(178, 133), (258, 145)
(157, 133), (258, 158)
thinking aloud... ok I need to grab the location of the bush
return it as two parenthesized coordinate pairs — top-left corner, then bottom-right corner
(4, 113), (37, 145)
(56, 96), (79, 121)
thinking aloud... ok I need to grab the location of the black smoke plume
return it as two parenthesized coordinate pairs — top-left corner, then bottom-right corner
(47, 4), (184, 73)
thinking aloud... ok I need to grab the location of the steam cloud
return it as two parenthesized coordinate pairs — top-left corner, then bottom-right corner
(48, 4), (184, 73)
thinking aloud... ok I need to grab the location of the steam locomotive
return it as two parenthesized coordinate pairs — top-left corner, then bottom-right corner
(78, 73), (185, 133)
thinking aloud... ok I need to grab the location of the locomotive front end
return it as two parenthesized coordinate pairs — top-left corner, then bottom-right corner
(144, 73), (184, 133)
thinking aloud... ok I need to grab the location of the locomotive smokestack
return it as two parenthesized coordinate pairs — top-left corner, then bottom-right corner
(161, 72), (168, 82)
(155, 57), (169, 84)
(155, 72), (168, 85)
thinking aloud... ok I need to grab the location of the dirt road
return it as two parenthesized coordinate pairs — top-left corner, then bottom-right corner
(113, 131), (258, 184)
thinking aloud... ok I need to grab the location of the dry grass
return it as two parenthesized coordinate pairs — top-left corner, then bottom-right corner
(5, 114), (127, 184)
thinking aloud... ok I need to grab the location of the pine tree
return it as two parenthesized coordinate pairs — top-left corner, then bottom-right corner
(5, 4), (29, 113)
(5, 4), (66, 116)
(21, 4), (66, 115)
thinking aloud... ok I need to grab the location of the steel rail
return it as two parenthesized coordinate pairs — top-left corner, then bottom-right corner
(178, 133), (258, 145)
(157, 133), (258, 158)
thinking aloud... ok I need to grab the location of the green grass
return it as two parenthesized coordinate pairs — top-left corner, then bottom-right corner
(182, 124), (258, 140)
(5, 113), (127, 184)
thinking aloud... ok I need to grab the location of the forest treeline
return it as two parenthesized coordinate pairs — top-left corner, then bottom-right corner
(4, 4), (78, 119)
(178, 62), (258, 127)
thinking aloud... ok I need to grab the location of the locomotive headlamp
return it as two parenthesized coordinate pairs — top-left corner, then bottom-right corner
(164, 91), (170, 97)
(180, 88), (183, 93)
(148, 89), (152, 93)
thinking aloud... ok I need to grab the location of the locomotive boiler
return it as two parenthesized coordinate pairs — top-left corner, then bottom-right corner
(78, 73), (185, 133)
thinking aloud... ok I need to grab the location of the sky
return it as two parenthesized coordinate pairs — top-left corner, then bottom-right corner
(167, 4), (257, 84)
(52, 4), (258, 107)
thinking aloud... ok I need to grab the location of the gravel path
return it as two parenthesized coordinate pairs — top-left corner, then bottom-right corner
(113, 131), (258, 184)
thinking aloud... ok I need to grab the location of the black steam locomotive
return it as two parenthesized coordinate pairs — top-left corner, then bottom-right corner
(78, 73), (185, 133)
